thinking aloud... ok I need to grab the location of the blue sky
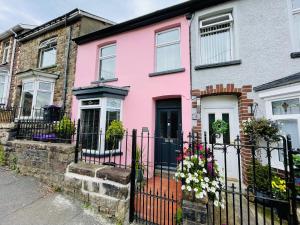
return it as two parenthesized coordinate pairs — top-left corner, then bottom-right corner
(0, 0), (187, 32)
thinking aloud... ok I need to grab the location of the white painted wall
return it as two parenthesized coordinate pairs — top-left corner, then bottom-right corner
(191, 0), (300, 118)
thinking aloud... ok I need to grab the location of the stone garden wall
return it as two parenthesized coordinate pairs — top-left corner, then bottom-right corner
(0, 125), (132, 224)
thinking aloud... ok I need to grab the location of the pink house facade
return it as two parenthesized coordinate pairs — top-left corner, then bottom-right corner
(72, 14), (191, 167)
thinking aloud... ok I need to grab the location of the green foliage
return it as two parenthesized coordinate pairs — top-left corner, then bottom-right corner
(248, 160), (271, 192)
(293, 154), (300, 166)
(242, 118), (279, 142)
(8, 154), (17, 171)
(83, 202), (92, 209)
(54, 116), (76, 137)
(105, 120), (125, 141)
(0, 144), (6, 166)
(175, 207), (183, 224)
(212, 119), (228, 135)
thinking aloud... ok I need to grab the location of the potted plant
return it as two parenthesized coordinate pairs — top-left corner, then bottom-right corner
(175, 146), (225, 208)
(248, 160), (272, 206)
(105, 120), (125, 165)
(135, 146), (145, 183)
(272, 176), (289, 220)
(53, 116), (76, 142)
(242, 118), (280, 142)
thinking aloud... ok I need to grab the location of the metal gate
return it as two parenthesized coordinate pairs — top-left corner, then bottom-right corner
(129, 129), (183, 225)
(129, 130), (300, 225)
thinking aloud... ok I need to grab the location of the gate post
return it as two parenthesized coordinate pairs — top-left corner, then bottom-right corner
(129, 129), (137, 222)
(287, 135), (298, 224)
(74, 119), (80, 163)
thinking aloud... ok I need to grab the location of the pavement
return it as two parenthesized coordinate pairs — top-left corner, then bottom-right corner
(0, 167), (112, 225)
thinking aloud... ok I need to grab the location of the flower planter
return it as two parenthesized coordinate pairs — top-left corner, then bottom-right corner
(32, 133), (57, 142)
(255, 190), (273, 206)
(274, 201), (289, 220)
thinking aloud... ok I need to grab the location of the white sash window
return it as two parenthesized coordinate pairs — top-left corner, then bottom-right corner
(0, 69), (9, 105)
(199, 13), (233, 65)
(155, 28), (181, 72)
(292, 0), (300, 50)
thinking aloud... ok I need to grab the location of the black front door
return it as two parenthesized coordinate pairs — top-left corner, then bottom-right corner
(155, 99), (182, 169)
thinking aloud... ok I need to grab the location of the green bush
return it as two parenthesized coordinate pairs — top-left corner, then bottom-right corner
(248, 160), (271, 192)
(54, 116), (76, 138)
(0, 144), (6, 166)
(105, 120), (125, 141)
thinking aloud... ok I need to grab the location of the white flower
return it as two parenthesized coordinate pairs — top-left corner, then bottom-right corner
(210, 187), (216, 193)
(180, 173), (185, 178)
(214, 200), (219, 207)
(202, 168), (207, 173)
(194, 188), (198, 192)
(194, 178), (199, 183)
(186, 178), (190, 184)
(195, 192), (204, 199)
(181, 185), (186, 190)
(212, 181), (217, 186)
(204, 177), (210, 183)
(187, 186), (192, 191)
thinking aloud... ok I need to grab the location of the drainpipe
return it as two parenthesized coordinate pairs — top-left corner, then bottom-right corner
(7, 29), (17, 108)
(62, 19), (72, 113)
(186, 12), (195, 100)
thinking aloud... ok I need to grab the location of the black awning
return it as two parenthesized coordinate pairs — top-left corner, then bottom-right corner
(72, 84), (129, 100)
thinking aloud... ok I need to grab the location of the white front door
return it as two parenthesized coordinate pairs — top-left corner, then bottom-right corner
(201, 95), (241, 181)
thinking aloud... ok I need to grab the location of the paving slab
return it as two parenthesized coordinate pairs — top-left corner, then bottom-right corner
(0, 167), (112, 225)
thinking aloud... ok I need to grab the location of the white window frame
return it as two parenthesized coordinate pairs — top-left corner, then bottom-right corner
(2, 41), (10, 64)
(155, 27), (181, 72)
(291, 1), (300, 51)
(259, 86), (300, 169)
(99, 44), (116, 80)
(198, 13), (234, 65)
(38, 38), (57, 68)
(19, 77), (55, 119)
(78, 97), (123, 155)
(0, 69), (9, 105)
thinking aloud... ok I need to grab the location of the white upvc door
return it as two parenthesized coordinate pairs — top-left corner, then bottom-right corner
(201, 95), (241, 181)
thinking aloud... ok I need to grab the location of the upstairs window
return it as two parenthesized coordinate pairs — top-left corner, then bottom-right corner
(38, 37), (57, 68)
(155, 28), (181, 72)
(199, 13), (233, 65)
(292, 0), (300, 50)
(99, 44), (116, 80)
(2, 41), (10, 64)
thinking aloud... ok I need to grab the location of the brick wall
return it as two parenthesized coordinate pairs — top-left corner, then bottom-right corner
(192, 84), (253, 184)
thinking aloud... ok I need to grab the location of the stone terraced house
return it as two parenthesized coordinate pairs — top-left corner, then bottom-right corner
(0, 24), (35, 106)
(7, 9), (114, 116)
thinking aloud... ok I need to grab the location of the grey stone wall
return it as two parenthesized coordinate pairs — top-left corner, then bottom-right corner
(64, 162), (131, 224)
(5, 139), (75, 186)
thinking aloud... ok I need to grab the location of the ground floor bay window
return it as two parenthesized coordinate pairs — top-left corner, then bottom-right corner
(79, 97), (123, 155)
(17, 70), (57, 118)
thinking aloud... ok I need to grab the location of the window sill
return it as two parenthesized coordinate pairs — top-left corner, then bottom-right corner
(149, 68), (185, 77)
(291, 52), (300, 59)
(38, 64), (57, 70)
(91, 78), (118, 84)
(82, 150), (123, 158)
(195, 60), (242, 70)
